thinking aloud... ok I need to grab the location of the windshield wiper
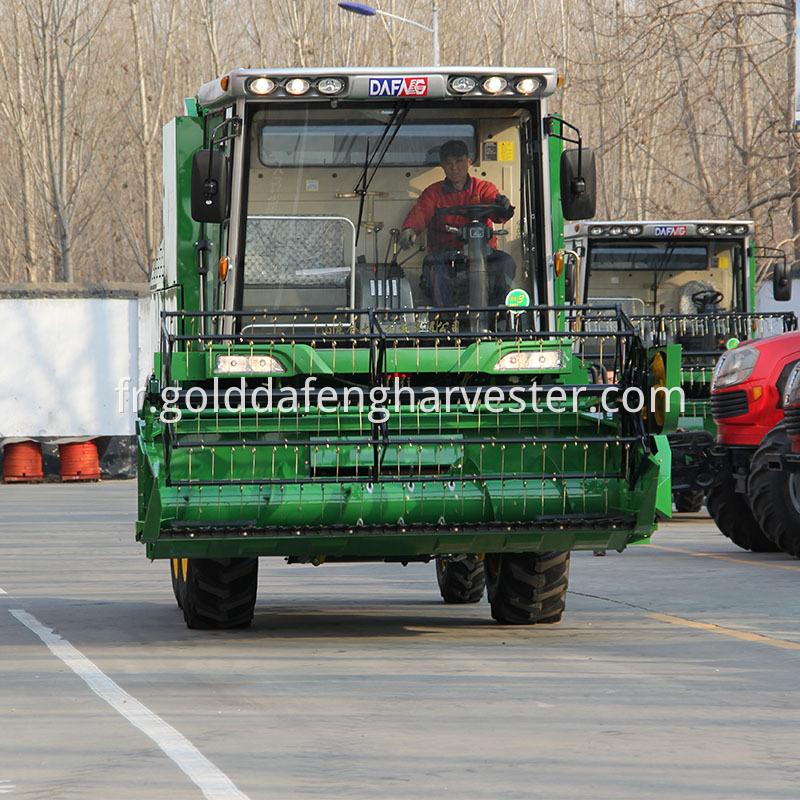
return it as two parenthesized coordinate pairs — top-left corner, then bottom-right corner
(652, 244), (675, 313)
(352, 102), (410, 245)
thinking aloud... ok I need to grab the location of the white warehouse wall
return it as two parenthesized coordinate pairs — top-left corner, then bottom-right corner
(0, 293), (145, 438)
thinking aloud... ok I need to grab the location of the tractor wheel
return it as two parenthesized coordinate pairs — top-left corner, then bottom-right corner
(674, 489), (704, 513)
(749, 424), (800, 558)
(485, 552), (569, 625)
(435, 555), (485, 603)
(170, 558), (186, 610)
(181, 557), (259, 629)
(707, 469), (778, 552)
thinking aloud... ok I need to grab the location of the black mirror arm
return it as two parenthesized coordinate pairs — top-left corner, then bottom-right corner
(209, 117), (242, 148)
(545, 115), (584, 188)
(203, 118), (240, 211)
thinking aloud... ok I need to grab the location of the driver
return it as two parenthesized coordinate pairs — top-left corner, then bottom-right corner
(397, 139), (516, 306)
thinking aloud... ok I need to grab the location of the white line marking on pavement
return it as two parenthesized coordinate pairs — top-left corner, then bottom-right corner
(0, 588), (7, 595)
(0, 780), (16, 794)
(10, 609), (249, 800)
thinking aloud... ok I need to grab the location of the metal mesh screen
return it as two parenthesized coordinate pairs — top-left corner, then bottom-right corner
(244, 217), (347, 286)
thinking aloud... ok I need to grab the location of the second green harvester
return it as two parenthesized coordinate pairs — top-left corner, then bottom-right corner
(565, 220), (795, 512)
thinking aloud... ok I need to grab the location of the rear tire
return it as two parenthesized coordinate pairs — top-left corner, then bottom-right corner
(435, 555), (485, 603)
(674, 489), (704, 513)
(749, 424), (800, 558)
(707, 469), (778, 552)
(485, 552), (569, 625)
(182, 557), (259, 629)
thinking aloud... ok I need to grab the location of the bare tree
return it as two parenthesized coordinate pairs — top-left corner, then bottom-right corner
(21, 0), (113, 281)
(0, 2), (45, 280)
(120, 0), (182, 275)
(0, 0), (799, 287)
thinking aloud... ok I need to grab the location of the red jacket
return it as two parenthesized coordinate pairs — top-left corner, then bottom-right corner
(401, 176), (514, 251)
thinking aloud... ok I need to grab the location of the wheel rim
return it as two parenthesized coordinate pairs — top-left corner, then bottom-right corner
(789, 474), (800, 515)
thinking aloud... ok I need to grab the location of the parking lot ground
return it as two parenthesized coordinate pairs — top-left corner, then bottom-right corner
(1, 480), (799, 799)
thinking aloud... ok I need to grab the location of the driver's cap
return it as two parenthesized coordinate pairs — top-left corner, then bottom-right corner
(440, 140), (469, 160)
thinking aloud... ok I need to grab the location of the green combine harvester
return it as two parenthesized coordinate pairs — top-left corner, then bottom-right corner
(137, 67), (679, 628)
(565, 221), (795, 512)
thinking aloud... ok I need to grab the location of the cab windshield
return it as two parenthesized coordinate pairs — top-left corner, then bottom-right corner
(586, 239), (746, 315)
(239, 102), (541, 327)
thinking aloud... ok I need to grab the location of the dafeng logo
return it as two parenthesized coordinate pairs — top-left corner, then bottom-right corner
(654, 225), (687, 237)
(368, 77), (428, 97)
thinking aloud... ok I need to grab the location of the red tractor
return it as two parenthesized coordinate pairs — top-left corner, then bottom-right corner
(707, 328), (800, 555)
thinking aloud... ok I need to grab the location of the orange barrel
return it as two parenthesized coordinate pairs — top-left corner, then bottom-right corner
(2, 441), (44, 483)
(59, 441), (101, 482)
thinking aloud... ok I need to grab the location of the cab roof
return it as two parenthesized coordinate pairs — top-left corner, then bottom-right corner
(196, 66), (559, 111)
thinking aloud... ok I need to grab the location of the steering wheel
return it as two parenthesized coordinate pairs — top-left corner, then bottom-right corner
(691, 289), (723, 310)
(435, 202), (504, 219)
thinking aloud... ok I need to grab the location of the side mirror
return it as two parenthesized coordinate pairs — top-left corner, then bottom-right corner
(773, 259), (792, 302)
(561, 148), (596, 221)
(191, 150), (230, 224)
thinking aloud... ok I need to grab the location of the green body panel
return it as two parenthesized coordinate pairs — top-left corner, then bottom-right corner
(651, 434), (673, 519)
(648, 343), (682, 435)
(172, 116), (204, 313)
(549, 118), (565, 307)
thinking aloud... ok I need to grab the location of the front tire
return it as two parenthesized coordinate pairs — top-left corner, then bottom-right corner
(485, 552), (569, 625)
(749, 424), (800, 557)
(435, 555), (485, 603)
(674, 489), (704, 513)
(707, 469), (777, 552)
(181, 557), (259, 629)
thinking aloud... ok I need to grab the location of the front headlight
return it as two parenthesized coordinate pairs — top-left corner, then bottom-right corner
(494, 350), (564, 371)
(712, 347), (759, 390)
(215, 354), (286, 374)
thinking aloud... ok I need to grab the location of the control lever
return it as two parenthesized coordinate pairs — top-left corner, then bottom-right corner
(397, 244), (425, 268)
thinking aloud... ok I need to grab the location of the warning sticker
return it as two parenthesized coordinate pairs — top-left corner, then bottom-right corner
(497, 141), (515, 161)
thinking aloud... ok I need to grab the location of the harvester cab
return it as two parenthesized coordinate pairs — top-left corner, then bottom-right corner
(565, 221), (796, 512)
(138, 67), (678, 629)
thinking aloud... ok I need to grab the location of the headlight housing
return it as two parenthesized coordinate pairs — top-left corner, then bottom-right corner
(449, 76), (477, 93)
(482, 76), (507, 94)
(494, 350), (564, 371)
(215, 354), (286, 374)
(783, 362), (800, 406)
(712, 347), (759, 390)
(248, 77), (275, 95)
